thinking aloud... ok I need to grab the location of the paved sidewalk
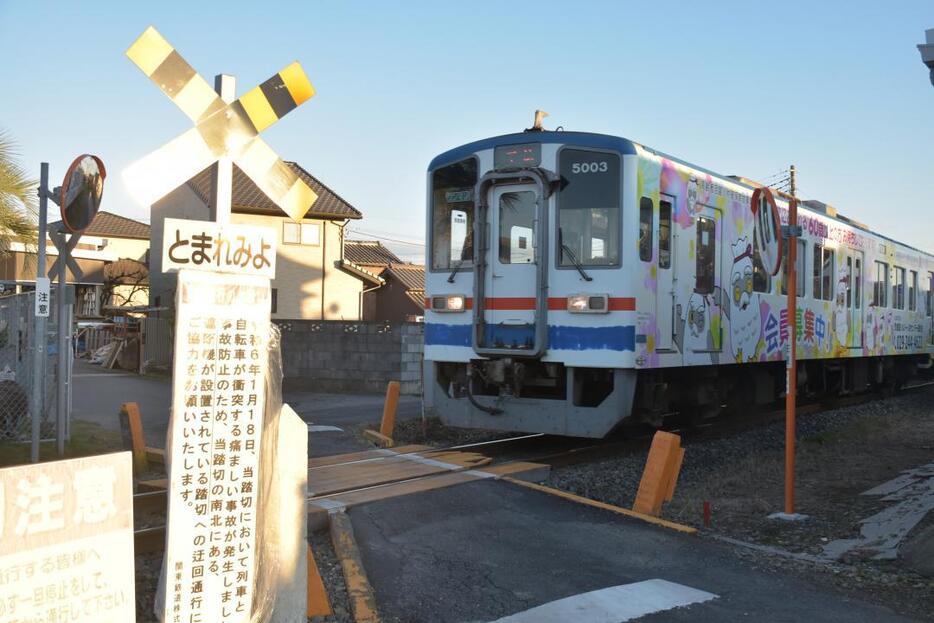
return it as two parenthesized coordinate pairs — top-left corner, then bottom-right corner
(71, 359), (421, 455)
(350, 479), (915, 623)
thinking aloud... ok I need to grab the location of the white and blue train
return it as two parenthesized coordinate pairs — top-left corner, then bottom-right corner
(423, 128), (934, 437)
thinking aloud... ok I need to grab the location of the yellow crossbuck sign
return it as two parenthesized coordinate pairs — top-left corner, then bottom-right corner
(124, 26), (318, 221)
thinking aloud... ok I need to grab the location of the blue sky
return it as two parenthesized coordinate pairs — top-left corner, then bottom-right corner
(1, 1), (932, 261)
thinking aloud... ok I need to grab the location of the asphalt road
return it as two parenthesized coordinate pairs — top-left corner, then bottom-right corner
(350, 479), (915, 623)
(71, 359), (421, 455)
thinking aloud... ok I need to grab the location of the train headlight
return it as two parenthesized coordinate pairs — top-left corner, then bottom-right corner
(431, 295), (466, 312)
(567, 294), (609, 313)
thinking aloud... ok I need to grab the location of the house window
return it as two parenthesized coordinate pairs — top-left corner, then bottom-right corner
(893, 266), (906, 310)
(873, 261), (888, 307)
(283, 222), (320, 245)
(271, 288), (278, 314)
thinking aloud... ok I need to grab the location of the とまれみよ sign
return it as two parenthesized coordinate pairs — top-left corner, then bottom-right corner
(0, 452), (135, 622)
(161, 218), (277, 278)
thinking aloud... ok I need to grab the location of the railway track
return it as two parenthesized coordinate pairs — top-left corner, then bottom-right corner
(131, 379), (934, 553)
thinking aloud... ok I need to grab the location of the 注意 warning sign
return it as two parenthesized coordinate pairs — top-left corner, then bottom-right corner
(161, 217), (277, 278)
(163, 270), (271, 623)
(0, 452), (135, 622)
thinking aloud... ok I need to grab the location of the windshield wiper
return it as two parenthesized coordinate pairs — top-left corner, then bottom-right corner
(447, 260), (463, 283)
(559, 228), (593, 282)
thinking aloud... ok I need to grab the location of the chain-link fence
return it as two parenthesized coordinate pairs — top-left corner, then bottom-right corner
(0, 291), (59, 440)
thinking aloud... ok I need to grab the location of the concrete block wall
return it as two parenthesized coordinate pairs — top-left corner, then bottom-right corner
(276, 320), (424, 395)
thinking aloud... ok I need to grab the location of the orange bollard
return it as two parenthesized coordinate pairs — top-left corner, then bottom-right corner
(380, 381), (400, 439)
(633, 431), (684, 517)
(120, 402), (149, 474)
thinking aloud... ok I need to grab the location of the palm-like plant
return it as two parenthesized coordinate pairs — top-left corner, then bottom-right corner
(0, 130), (37, 255)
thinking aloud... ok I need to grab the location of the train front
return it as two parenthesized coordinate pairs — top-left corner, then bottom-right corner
(423, 131), (639, 438)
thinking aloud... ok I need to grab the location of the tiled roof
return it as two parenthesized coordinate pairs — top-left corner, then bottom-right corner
(386, 264), (424, 292)
(50, 211), (150, 239)
(344, 240), (403, 265)
(186, 161), (362, 220)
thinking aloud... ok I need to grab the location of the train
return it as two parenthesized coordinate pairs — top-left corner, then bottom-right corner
(422, 128), (934, 437)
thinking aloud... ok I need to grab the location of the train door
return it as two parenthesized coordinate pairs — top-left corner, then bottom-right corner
(656, 196), (675, 350)
(929, 272), (934, 345)
(691, 206), (722, 352)
(479, 184), (539, 350)
(846, 250), (864, 348)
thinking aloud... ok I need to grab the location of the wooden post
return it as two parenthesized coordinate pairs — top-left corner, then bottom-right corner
(380, 381), (400, 439)
(120, 402), (149, 474)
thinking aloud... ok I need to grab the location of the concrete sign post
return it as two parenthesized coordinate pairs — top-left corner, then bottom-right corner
(0, 452), (135, 621)
(124, 25), (321, 622)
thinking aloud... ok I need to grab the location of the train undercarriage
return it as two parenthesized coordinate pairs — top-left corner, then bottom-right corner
(425, 354), (934, 438)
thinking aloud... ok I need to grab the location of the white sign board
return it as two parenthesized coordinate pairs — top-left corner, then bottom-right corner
(34, 277), (50, 317)
(162, 218), (277, 278)
(163, 269), (271, 623)
(0, 452), (135, 622)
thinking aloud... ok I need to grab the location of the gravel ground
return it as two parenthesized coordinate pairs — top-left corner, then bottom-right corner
(134, 552), (162, 623)
(548, 388), (934, 620)
(310, 527), (354, 623)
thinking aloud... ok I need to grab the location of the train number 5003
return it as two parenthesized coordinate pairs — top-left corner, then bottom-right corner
(571, 161), (609, 174)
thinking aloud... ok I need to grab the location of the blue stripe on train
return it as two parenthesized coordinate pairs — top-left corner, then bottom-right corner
(424, 323), (635, 352)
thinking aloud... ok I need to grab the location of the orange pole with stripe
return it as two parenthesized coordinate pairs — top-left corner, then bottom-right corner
(785, 198), (798, 515)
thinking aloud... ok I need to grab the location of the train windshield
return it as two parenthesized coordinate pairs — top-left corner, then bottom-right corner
(557, 149), (620, 267)
(431, 158), (478, 270)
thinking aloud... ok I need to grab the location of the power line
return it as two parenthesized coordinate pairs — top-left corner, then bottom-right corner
(346, 228), (425, 247)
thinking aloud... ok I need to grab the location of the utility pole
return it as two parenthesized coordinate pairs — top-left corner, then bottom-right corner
(789, 164), (797, 197)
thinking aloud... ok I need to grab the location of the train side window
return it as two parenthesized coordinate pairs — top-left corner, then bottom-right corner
(909, 270), (918, 311)
(751, 230), (770, 293)
(928, 271), (934, 318)
(695, 216), (716, 295)
(854, 257), (862, 309)
(780, 239), (805, 297)
(873, 261), (888, 307)
(812, 243), (833, 301)
(893, 266), (906, 310)
(639, 197), (653, 262)
(658, 200), (672, 269)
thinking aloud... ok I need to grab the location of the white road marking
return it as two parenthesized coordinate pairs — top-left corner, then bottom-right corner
(489, 579), (717, 623)
(307, 424), (344, 433)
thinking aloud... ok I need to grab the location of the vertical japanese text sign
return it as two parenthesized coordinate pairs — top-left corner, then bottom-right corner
(0, 452), (135, 622)
(165, 270), (272, 623)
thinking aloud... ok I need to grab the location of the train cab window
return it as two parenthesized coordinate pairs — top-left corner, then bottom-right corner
(928, 272), (934, 318)
(558, 150), (620, 267)
(873, 261), (888, 307)
(909, 270), (918, 311)
(499, 191), (536, 264)
(695, 216), (716, 294)
(813, 244), (834, 301)
(780, 239), (805, 297)
(893, 266), (906, 309)
(658, 200), (672, 269)
(431, 158), (477, 270)
(639, 197), (653, 262)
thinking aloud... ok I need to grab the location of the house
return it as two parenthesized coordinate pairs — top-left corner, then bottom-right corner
(344, 240), (425, 322)
(149, 162), (379, 320)
(0, 211), (151, 317)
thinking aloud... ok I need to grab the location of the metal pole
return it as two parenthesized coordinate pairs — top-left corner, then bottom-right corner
(56, 229), (67, 455)
(30, 163), (49, 463)
(209, 74), (236, 225)
(784, 197), (798, 515)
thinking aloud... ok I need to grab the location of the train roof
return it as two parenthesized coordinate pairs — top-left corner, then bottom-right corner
(429, 131), (933, 261)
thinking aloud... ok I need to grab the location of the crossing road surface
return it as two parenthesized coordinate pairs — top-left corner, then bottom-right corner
(349, 479), (915, 623)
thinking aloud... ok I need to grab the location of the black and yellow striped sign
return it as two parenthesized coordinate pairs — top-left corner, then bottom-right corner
(125, 26), (318, 221)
